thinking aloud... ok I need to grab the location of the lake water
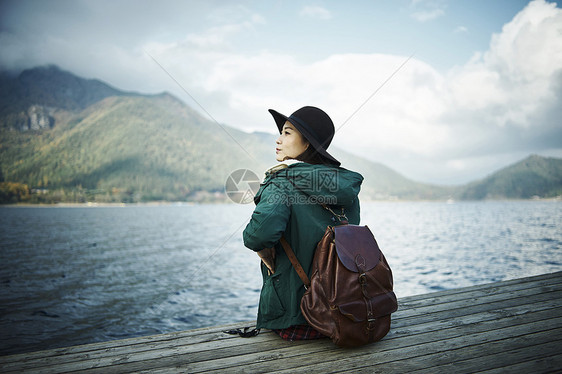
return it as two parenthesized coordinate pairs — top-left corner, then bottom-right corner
(1, 201), (561, 355)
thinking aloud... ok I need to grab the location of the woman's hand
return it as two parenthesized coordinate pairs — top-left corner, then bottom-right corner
(257, 247), (276, 275)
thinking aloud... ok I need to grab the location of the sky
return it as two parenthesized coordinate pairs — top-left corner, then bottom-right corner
(1, 0), (561, 184)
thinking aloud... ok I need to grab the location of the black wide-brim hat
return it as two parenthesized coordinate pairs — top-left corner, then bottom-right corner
(268, 106), (340, 166)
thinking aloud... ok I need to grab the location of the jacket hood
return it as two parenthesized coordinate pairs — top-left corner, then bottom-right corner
(265, 163), (363, 206)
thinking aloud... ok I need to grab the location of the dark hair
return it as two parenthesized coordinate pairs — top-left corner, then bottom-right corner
(296, 146), (338, 165)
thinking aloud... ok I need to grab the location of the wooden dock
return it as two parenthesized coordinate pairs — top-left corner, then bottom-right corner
(1, 271), (561, 373)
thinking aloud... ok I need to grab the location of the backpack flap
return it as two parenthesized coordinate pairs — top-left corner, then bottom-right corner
(338, 292), (398, 322)
(334, 225), (381, 272)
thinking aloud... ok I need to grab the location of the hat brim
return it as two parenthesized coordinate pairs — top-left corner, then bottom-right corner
(268, 109), (340, 166)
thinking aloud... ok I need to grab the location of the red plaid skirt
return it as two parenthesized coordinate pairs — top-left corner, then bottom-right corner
(272, 324), (326, 341)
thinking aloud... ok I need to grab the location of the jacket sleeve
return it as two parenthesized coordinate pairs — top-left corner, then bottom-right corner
(243, 180), (291, 252)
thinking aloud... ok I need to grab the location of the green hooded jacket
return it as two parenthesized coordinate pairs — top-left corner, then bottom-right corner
(243, 162), (363, 329)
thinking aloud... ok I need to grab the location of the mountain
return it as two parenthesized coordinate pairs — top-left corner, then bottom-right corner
(0, 96), (268, 202)
(0, 66), (560, 203)
(0, 65), (140, 132)
(458, 155), (562, 200)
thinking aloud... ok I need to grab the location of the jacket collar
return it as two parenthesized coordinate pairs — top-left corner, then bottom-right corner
(265, 159), (302, 177)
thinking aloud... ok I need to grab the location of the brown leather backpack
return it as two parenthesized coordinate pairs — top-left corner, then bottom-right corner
(281, 223), (398, 347)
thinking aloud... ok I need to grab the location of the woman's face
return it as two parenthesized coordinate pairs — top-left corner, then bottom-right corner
(275, 121), (309, 162)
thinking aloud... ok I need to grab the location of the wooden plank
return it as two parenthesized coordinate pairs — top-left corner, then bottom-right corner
(184, 276), (560, 372)
(5, 270), (559, 365)
(0, 333), (276, 373)
(3, 272), (559, 369)
(10, 294), (558, 374)
(401, 271), (562, 302)
(0, 272), (560, 374)
(395, 288), (562, 326)
(0, 320), (256, 364)
(397, 277), (562, 317)
(97, 300), (562, 374)
(198, 317), (562, 374)
(1, 275), (560, 373)
(477, 355), (562, 374)
(407, 338), (562, 374)
(282, 321), (562, 374)
(142, 302), (562, 374)
(0, 322), (272, 371)
(401, 273), (562, 309)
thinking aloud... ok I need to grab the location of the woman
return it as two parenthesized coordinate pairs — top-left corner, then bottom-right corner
(243, 106), (363, 340)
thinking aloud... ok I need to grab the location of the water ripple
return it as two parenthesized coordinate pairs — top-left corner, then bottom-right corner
(1, 201), (561, 355)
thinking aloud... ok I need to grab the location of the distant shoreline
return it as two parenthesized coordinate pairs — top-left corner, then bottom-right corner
(0, 201), (202, 208)
(1, 197), (560, 208)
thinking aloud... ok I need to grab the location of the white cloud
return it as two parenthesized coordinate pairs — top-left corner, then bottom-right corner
(136, 0), (562, 183)
(183, 13), (265, 50)
(410, 0), (446, 22)
(449, 0), (562, 129)
(299, 5), (332, 20)
(1, 0), (561, 184)
(411, 8), (445, 22)
(454, 26), (468, 33)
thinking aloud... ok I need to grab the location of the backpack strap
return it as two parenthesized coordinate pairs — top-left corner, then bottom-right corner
(280, 236), (311, 289)
(280, 205), (346, 289)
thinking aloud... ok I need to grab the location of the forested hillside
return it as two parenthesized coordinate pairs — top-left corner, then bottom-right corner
(458, 155), (562, 200)
(1, 66), (560, 203)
